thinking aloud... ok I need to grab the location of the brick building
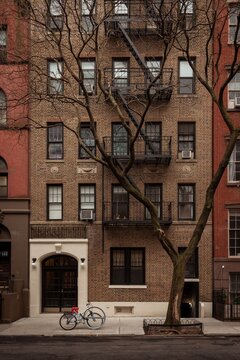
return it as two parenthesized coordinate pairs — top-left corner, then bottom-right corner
(0, 0), (29, 321)
(213, 1), (240, 320)
(29, 0), (212, 318)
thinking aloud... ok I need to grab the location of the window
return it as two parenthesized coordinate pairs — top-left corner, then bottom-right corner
(113, 59), (129, 93)
(114, 0), (129, 29)
(80, 59), (96, 95)
(79, 185), (95, 219)
(145, 122), (161, 155)
(228, 139), (240, 182)
(229, 210), (240, 256)
(81, 0), (96, 32)
(178, 184), (195, 220)
(145, 58), (161, 93)
(179, 0), (195, 30)
(145, 184), (162, 220)
(228, 72), (240, 109)
(112, 123), (128, 156)
(79, 123), (96, 158)
(179, 59), (195, 94)
(48, 60), (63, 95)
(47, 123), (63, 159)
(48, 0), (64, 30)
(229, 5), (240, 44)
(0, 157), (8, 197)
(178, 247), (198, 278)
(178, 122), (195, 158)
(47, 185), (62, 220)
(230, 273), (240, 303)
(112, 185), (129, 220)
(0, 90), (6, 125)
(110, 248), (145, 285)
(0, 25), (7, 63)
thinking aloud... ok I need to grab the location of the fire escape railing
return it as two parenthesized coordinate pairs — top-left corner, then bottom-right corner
(103, 135), (172, 165)
(103, 200), (172, 226)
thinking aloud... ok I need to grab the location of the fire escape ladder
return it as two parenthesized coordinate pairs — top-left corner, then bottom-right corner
(116, 22), (154, 83)
(116, 90), (156, 155)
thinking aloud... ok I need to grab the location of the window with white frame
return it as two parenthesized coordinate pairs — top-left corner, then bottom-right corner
(0, 157), (8, 197)
(79, 184), (95, 220)
(81, 0), (96, 32)
(178, 184), (195, 220)
(179, 0), (195, 30)
(80, 59), (96, 95)
(0, 25), (7, 63)
(145, 58), (161, 93)
(229, 4), (240, 44)
(47, 184), (63, 220)
(47, 123), (63, 159)
(114, 0), (129, 28)
(179, 58), (195, 94)
(0, 90), (6, 125)
(228, 139), (240, 182)
(113, 59), (129, 93)
(48, 0), (64, 30)
(48, 59), (63, 95)
(229, 210), (240, 256)
(228, 72), (240, 109)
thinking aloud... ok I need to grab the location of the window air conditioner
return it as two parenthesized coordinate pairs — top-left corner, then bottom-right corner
(234, 97), (240, 107)
(181, 150), (192, 159)
(80, 209), (94, 221)
(84, 84), (94, 95)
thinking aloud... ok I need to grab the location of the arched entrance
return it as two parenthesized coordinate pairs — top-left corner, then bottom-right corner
(0, 224), (11, 287)
(42, 255), (78, 313)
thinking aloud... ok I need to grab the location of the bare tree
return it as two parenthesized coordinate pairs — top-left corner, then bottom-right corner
(15, 0), (240, 325)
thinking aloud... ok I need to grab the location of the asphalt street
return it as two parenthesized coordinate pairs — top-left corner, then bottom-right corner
(1, 336), (240, 360)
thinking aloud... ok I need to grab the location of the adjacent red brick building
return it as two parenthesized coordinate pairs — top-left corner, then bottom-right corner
(213, 1), (240, 319)
(0, 0), (29, 321)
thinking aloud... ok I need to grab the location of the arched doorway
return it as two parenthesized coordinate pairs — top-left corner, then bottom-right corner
(42, 255), (78, 313)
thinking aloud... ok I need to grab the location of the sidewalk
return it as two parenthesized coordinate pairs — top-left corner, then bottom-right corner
(0, 315), (240, 337)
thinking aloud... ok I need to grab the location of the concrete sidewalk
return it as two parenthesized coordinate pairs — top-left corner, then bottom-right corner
(0, 315), (240, 337)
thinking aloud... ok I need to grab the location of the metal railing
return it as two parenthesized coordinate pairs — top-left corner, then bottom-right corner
(103, 135), (172, 164)
(104, 67), (173, 100)
(103, 200), (172, 226)
(213, 290), (240, 320)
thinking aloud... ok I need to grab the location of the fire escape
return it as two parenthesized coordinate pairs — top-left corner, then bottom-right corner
(102, 0), (173, 227)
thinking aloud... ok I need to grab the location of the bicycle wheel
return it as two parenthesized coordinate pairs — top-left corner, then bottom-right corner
(59, 313), (77, 330)
(86, 312), (104, 330)
(84, 306), (106, 324)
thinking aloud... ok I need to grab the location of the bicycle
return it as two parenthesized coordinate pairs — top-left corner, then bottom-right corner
(59, 305), (105, 330)
(83, 302), (106, 324)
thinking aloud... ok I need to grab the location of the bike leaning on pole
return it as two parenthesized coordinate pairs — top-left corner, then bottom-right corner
(59, 303), (106, 330)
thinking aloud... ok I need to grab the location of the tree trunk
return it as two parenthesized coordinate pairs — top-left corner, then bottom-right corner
(165, 258), (185, 325)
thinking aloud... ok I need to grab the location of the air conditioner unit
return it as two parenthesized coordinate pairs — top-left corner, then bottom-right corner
(80, 209), (94, 221)
(84, 84), (94, 95)
(181, 150), (192, 159)
(235, 97), (240, 107)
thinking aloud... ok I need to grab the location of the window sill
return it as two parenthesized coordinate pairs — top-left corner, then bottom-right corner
(227, 182), (240, 187)
(109, 285), (147, 289)
(227, 108), (240, 112)
(175, 159), (197, 163)
(175, 94), (198, 98)
(46, 159), (65, 163)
